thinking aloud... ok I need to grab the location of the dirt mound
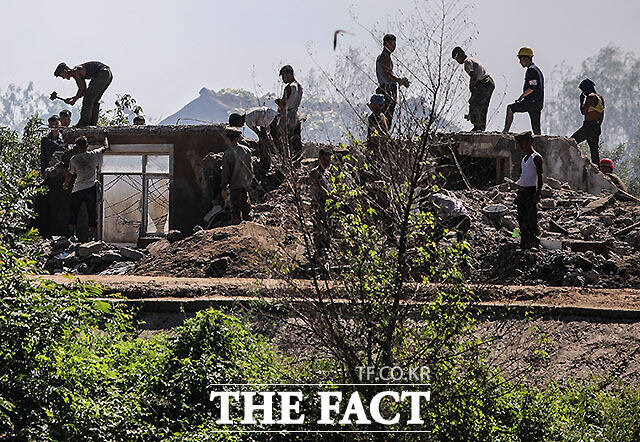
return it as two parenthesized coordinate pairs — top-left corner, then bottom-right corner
(132, 222), (303, 278)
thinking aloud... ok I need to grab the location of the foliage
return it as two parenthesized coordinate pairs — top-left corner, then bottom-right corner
(0, 116), (45, 249)
(0, 244), (288, 440)
(98, 94), (144, 126)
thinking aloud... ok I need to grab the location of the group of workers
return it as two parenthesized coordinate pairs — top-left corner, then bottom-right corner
(46, 35), (623, 252)
(451, 45), (608, 169)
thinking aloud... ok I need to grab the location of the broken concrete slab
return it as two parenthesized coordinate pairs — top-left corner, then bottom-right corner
(454, 133), (619, 196)
(78, 241), (106, 258)
(119, 247), (145, 261)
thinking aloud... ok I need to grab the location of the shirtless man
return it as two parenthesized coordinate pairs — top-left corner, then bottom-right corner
(376, 34), (410, 127)
(54, 61), (113, 127)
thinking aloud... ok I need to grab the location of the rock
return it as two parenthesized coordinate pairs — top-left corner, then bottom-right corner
(119, 247), (145, 261)
(540, 185), (554, 198)
(78, 241), (106, 258)
(584, 270), (600, 285)
(89, 250), (122, 264)
(206, 257), (230, 277)
(574, 255), (594, 271)
(580, 224), (597, 240)
(167, 230), (184, 243)
(600, 216), (614, 227)
(602, 259), (618, 274)
(546, 177), (563, 190)
(540, 199), (556, 210)
(51, 236), (70, 252)
(193, 225), (204, 234)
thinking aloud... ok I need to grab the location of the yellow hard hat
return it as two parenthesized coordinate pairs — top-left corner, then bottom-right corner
(517, 47), (534, 57)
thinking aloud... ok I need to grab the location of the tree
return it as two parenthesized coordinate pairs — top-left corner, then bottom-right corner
(544, 45), (640, 193)
(263, 0), (527, 436)
(98, 94), (144, 126)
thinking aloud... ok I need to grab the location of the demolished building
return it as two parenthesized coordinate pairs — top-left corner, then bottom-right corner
(43, 126), (622, 246)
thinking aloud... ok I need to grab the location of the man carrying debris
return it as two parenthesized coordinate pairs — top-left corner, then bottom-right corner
(599, 158), (626, 192)
(427, 190), (471, 242)
(571, 79), (605, 165)
(54, 61), (113, 127)
(275, 65), (303, 156)
(503, 47), (544, 135)
(40, 115), (66, 176)
(376, 34), (410, 127)
(514, 131), (543, 249)
(229, 107), (278, 174)
(221, 128), (254, 224)
(452, 47), (495, 132)
(64, 135), (111, 241)
(309, 149), (333, 255)
(59, 109), (72, 128)
(366, 94), (389, 155)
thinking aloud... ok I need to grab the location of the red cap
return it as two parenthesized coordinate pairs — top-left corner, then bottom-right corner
(600, 158), (614, 169)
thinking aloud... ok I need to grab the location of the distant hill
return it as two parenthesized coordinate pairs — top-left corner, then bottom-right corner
(159, 87), (362, 144)
(159, 88), (272, 126)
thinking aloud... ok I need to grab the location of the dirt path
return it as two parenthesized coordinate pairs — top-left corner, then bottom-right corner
(33, 275), (640, 316)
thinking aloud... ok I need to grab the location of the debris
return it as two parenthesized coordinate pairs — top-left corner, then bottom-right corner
(564, 240), (610, 257)
(167, 230), (184, 243)
(78, 241), (106, 257)
(119, 247), (145, 261)
(582, 194), (615, 214)
(615, 221), (640, 237)
(549, 220), (569, 236)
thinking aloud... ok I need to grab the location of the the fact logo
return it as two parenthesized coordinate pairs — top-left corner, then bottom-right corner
(209, 366), (431, 433)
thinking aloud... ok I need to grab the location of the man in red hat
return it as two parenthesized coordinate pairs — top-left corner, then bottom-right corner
(599, 158), (626, 191)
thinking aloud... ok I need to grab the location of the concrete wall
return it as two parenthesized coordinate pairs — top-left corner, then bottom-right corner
(63, 125), (228, 235)
(455, 132), (618, 195)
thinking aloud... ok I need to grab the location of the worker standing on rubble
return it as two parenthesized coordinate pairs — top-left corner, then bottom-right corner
(503, 47), (544, 135)
(275, 65), (303, 157)
(452, 47), (495, 132)
(366, 94), (389, 155)
(514, 131), (543, 250)
(376, 34), (410, 128)
(229, 107), (279, 174)
(54, 61), (113, 127)
(309, 149), (333, 257)
(598, 158), (626, 192)
(64, 135), (111, 241)
(221, 128), (254, 225)
(571, 79), (605, 165)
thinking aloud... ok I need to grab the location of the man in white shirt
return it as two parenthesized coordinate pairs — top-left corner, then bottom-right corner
(452, 47), (495, 132)
(229, 107), (278, 174)
(514, 131), (543, 250)
(64, 135), (110, 240)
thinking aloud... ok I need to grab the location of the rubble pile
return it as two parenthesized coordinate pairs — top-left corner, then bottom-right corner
(40, 237), (146, 276)
(131, 222), (303, 278)
(457, 177), (640, 288)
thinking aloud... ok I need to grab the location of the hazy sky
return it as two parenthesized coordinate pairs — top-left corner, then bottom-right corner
(1, 0), (638, 129)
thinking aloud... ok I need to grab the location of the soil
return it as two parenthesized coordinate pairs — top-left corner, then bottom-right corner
(132, 222), (304, 278)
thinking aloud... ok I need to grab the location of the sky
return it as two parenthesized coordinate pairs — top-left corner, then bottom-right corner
(1, 0), (638, 129)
